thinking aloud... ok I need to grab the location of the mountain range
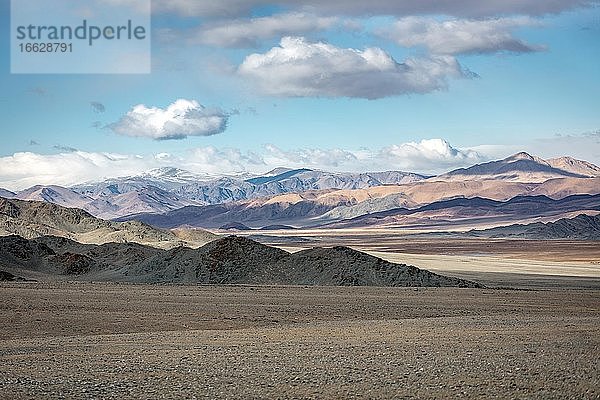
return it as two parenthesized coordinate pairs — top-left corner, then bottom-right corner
(1, 152), (600, 232)
(3, 168), (426, 219)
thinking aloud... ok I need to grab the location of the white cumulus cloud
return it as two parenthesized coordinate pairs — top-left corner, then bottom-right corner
(0, 151), (153, 191)
(238, 37), (469, 99)
(193, 13), (338, 48)
(382, 17), (542, 55)
(109, 99), (229, 140)
(378, 139), (486, 170)
(261, 140), (487, 172)
(263, 144), (359, 167)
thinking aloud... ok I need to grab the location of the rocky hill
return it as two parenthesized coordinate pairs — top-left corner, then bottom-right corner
(0, 270), (29, 281)
(0, 197), (217, 249)
(0, 234), (480, 287)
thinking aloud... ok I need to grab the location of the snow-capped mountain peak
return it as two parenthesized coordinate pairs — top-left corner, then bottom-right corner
(142, 167), (214, 182)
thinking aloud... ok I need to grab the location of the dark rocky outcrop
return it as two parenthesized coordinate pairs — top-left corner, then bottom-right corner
(0, 270), (29, 281)
(0, 235), (481, 287)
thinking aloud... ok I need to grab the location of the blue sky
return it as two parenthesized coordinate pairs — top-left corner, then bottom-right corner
(0, 0), (599, 189)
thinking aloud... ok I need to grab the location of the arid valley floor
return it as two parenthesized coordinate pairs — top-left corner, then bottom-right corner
(1, 236), (599, 399)
(249, 230), (600, 289)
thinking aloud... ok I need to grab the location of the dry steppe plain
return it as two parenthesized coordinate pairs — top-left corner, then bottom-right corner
(1, 231), (599, 399)
(1, 281), (599, 399)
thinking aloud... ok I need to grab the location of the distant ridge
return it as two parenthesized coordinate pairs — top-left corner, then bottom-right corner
(246, 168), (313, 185)
(121, 188), (600, 230)
(0, 188), (15, 198)
(322, 193), (600, 229)
(468, 213), (600, 240)
(220, 222), (253, 231)
(260, 224), (297, 231)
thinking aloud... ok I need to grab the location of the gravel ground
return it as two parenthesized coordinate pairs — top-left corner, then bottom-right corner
(0, 282), (599, 399)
